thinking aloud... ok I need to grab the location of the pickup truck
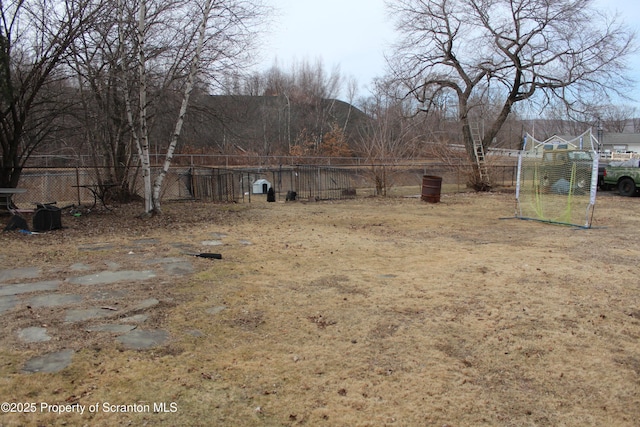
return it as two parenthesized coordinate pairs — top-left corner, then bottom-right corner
(538, 149), (594, 194)
(603, 159), (640, 196)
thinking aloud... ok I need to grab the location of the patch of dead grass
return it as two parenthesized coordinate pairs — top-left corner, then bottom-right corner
(0, 192), (639, 426)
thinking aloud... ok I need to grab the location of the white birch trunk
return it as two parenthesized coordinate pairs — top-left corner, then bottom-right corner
(151, 0), (213, 212)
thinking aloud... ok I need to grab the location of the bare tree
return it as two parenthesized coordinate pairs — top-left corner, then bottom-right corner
(68, 1), (139, 201)
(529, 100), (591, 139)
(282, 59), (343, 153)
(357, 79), (420, 195)
(0, 0), (104, 188)
(65, 0), (268, 212)
(221, 59), (350, 156)
(387, 0), (636, 189)
(600, 104), (636, 133)
(342, 76), (359, 133)
(123, 0), (266, 214)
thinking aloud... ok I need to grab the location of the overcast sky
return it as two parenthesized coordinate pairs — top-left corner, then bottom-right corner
(258, 0), (395, 94)
(258, 0), (640, 103)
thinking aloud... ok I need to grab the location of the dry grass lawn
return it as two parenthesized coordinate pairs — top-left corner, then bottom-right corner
(0, 188), (639, 426)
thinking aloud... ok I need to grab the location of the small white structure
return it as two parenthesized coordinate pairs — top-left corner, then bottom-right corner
(252, 179), (272, 194)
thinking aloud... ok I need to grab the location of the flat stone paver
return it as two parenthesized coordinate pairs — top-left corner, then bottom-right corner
(132, 238), (159, 245)
(0, 280), (61, 296)
(145, 257), (186, 264)
(66, 270), (156, 286)
(136, 298), (159, 310)
(163, 262), (194, 275)
(18, 327), (51, 343)
(120, 314), (148, 323)
(104, 261), (121, 270)
(0, 267), (40, 283)
(171, 243), (197, 252)
(64, 307), (117, 323)
(70, 263), (91, 272)
(27, 294), (83, 308)
(0, 295), (18, 314)
(145, 258), (194, 275)
(206, 306), (227, 315)
(86, 324), (137, 333)
(23, 349), (74, 373)
(117, 329), (170, 349)
(91, 289), (129, 301)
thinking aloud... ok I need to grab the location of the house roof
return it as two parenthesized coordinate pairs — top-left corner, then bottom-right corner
(599, 133), (640, 145)
(554, 131), (640, 148)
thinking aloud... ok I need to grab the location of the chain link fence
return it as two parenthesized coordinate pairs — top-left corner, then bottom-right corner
(9, 163), (518, 209)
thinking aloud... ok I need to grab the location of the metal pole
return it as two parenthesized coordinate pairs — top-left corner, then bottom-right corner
(75, 167), (81, 206)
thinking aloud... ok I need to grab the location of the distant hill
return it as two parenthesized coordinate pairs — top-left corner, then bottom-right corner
(182, 95), (371, 155)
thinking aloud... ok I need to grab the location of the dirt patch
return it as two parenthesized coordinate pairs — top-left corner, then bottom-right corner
(0, 191), (639, 426)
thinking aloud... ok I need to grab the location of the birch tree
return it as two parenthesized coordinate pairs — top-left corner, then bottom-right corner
(127, 0), (265, 214)
(150, 0), (214, 210)
(387, 0), (636, 189)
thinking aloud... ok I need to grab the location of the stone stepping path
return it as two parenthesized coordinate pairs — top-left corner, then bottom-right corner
(0, 295), (19, 314)
(18, 327), (51, 343)
(22, 349), (75, 374)
(65, 307), (118, 323)
(0, 267), (40, 283)
(66, 270), (156, 286)
(0, 280), (61, 296)
(86, 324), (137, 333)
(117, 329), (171, 350)
(0, 260), (181, 373)
(0, 232), (249, 374)
(206, 306), (227, 315)
(28, 294), (83, 308)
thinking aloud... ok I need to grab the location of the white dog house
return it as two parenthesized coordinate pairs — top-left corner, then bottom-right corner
(252, 179), (272, 194)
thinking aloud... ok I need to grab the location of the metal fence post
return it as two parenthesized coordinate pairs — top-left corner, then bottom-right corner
(75, 167), (81, 206)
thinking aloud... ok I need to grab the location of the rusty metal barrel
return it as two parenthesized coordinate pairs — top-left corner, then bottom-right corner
(421, 175), (442, 203)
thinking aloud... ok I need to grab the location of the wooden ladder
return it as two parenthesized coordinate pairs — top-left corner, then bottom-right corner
(470, 122), (490, 186)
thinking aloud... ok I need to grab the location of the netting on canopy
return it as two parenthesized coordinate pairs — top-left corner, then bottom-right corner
(515, 129), (599, 228)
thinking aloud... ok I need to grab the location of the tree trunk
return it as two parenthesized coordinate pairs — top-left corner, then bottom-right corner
(151, 0), (212, 213)
(0, 162), (21, 188)
(136, 0), (153, 214)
